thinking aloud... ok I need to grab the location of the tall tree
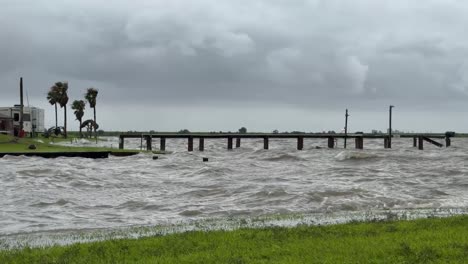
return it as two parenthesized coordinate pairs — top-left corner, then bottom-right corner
(85, 88), (98, 140)
(46, 86), (60, 129)
(71, 100), (85, 138)
(53, 82), (69, 138)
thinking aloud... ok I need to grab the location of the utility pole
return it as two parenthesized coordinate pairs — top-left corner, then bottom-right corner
(19, 77), (24, 135)
(344, 109), (349, 149)
(388, 105), (394, 148)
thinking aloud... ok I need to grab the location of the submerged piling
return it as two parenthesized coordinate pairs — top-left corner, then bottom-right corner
(199, 138), (205, 151)
(355, 137), (363, 149)
(328, 137), (334, 148)
(297, 137), (304, 150)
(160, 137), (166, 151)
(188, 137), (193, 152)
(227, 137), (233, 150)
(146, 136), (152, 151)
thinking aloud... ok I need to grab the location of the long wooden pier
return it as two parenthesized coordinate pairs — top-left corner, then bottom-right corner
(118, 133), (453, 151)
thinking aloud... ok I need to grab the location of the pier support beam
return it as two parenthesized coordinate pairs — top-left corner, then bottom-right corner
(236, 138), (241, 148)
(413, 137), (417, 147)
(227, 137), (233, 150)
(446, 137), (451, 147)
(263, 137), (269, 150)
(119, 136), (124, 149)
(384, 137), (389, 149)
(160, 137), (166, 151)
(328, 137), (334, 148)
(146, 136), (152, 151)
(188, 137), (193, 152)
(418, 136), (424, 150)
(199, 138), (204, 151)
(297, 137), (304, 150)
(355, 137), (364, 149)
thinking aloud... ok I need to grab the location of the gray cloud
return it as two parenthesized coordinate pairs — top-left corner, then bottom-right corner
(1, 0), (468, 131)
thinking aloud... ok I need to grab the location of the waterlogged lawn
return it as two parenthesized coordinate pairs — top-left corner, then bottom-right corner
(0, 134), (136, 153)
(1, 216), (467, 263)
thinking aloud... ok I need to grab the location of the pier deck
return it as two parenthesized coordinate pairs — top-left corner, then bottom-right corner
(119, 133), (452, 151)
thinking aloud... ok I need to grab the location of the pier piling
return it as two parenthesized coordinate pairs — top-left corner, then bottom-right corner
(297, 137), (304, 150)
(227, 137), (233, 150)
(188, 137), (193, 152)
(236, 138), (241, 148)
(384, 137), (390, 149)
(328, 137), (334, 148)
(418, 136), (424, 150)
(146, 136), (152, 151)
(445, 137), (451, 147)
(355, 137), (364, 149)
(199, 138), (205, 151)
(263, 137), (269, 150)
(160, 137), (166, 151)
(119, 136), (124, 149)
(413, 137), (417, 147)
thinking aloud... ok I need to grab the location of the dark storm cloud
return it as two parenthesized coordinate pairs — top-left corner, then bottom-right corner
(2, 0), (468, 131)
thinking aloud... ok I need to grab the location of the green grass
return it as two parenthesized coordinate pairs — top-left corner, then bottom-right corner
(1, 215), (467, 263)
(0, 134), (140, 153)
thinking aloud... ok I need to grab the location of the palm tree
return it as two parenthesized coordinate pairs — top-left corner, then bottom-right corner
(52, 82), (69, 138)
(85, 88), (98, 140)
(71, 100), (85, 138)
(46, 86), (60, 129)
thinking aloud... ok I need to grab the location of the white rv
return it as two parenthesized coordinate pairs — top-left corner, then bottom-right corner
(0, 105), (45, 134)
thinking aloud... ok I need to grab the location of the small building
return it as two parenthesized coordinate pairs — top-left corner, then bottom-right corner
(0, 106), (45, 136)
(0, 113), (13, 135)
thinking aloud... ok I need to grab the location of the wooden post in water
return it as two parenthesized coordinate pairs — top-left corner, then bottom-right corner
(297, 137), (304, 150)
(199, 138), (205, 151)
(146, 136), (152, 151)
(384, 137), (389, 149)
(140, 134), (143, 150)
(119, 135), (124, 149)
(236, 138), (241, 148)
(227, 137), (233, 150)
(344, 109), (349, 148)
(413, 137), (417, 147)
(160, 137), (166, 151)
(328, 137), (334, 148)
(263, 137), (269, 150)
(418, 136), (424, 150)
(445, 137), (451, 147)
(188, 137), (194, 152)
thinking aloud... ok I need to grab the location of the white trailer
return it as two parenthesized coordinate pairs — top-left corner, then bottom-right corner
(0, 106), (45, 134)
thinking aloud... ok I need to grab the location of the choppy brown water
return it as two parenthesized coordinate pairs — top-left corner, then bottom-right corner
(1, 137), (467, 243)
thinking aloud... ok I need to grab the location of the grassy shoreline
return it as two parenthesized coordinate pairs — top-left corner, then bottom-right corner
(0, 134), (156, 154)
(1, 215), (467, 263)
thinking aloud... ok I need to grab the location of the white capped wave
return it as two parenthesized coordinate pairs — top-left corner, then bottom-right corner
(334, 151), (379, 161)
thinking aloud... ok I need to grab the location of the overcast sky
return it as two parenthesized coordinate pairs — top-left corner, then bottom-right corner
(1, 0), (468, 132)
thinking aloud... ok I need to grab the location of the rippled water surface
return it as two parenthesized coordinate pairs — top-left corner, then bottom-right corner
(1, 137), (467, 239)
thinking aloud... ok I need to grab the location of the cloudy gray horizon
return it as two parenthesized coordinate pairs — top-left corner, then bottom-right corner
(1, 0), (468, 133)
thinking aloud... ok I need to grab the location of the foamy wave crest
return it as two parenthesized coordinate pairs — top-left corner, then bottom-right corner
(335, 151), (378, 161)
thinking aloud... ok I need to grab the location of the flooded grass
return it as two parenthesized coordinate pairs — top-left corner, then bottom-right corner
(1, 213), (467, 263)
(0, 134), (148, 154)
